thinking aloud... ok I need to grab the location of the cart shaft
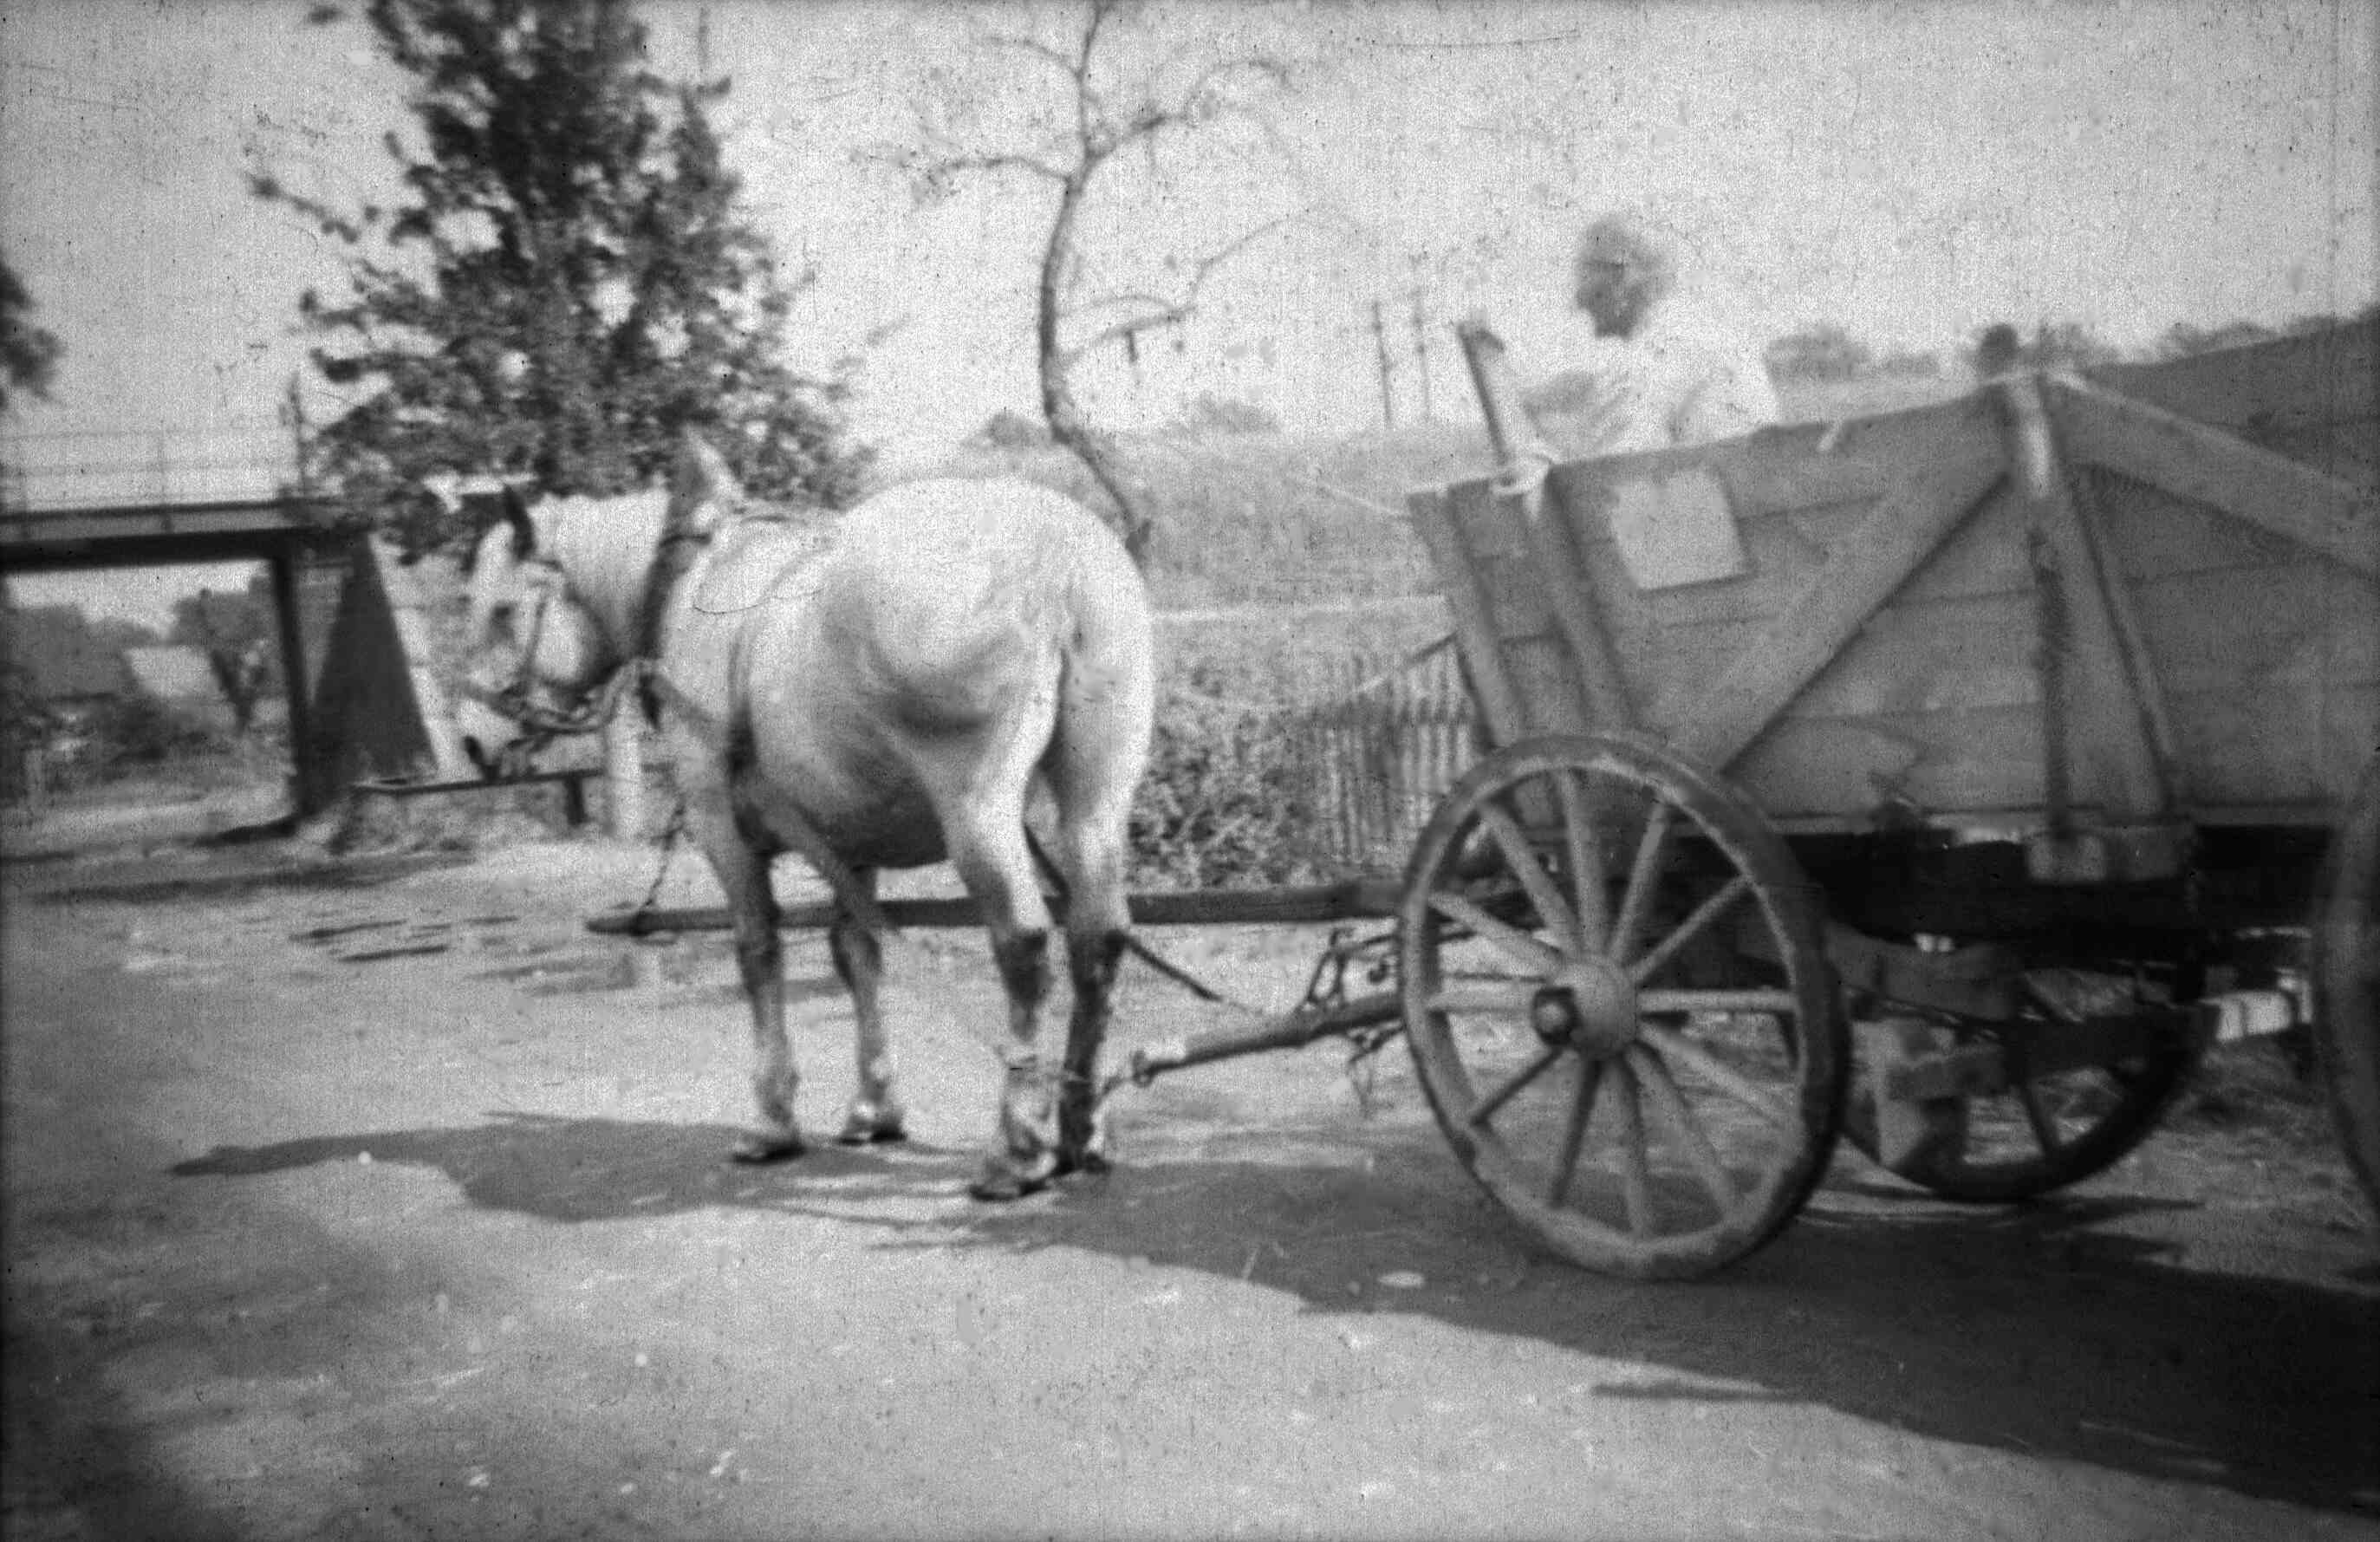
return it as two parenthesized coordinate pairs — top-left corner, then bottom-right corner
(1128, 989), (1404, 1084)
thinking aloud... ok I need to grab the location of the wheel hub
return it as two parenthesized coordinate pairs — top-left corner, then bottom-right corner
(1532, 958), (1639, 1058)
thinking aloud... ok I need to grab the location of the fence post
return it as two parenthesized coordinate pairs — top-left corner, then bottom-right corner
(23, 747), (49, 817)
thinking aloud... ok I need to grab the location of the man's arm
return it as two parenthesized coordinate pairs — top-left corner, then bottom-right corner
(1671, 337), (1782, 443)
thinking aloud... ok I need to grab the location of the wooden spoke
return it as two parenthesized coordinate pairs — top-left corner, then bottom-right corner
(1427, 889), (1564, 974)
(1628, 874), (1752, 986)
(1478, 801), (1577, 950)
(1636, 1019), (1793, 1130)
(1632, 1046), (1739, 1215)
(1609, 1057), (1655, 1237)
(1547, 1058), (1605, 1206)
(1465, 1044), (1564, 1130)
(2022, 977), (2085, 1025)
(1555, 771), (1610, 953)
(2016, 1075), (2065, 1157)
(1637, 988), (1799, 1015)
(1425, 979), (1539, 1016)
(1610, 802), (1675, 966)
(1398, 733), (1847, 1277)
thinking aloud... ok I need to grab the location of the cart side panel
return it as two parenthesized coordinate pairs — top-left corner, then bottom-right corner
(1555, 395), (2044, 825)
(2090, 317), (2377, 482)
(1720, 479), (2068, 823)
(1420, 394), (2039, 829)
(1418, 319), (2379, 833)
(2066, 322), (2379, 818)
(2088, 475), (2380, 817)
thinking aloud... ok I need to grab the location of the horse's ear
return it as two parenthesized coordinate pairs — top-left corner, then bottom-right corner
(670, 430), (745, 534)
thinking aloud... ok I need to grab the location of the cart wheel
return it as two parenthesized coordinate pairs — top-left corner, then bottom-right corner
(2313, 751), (2380, 1226)
(1398, 733), (1845, 1279)
(1840, 972), (2201, 1204)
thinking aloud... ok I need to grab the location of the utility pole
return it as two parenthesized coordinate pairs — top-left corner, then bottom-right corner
(1408, 284), (1434, 423)
(284, 374), (312, 502)
(1370, 298), (1397, 429)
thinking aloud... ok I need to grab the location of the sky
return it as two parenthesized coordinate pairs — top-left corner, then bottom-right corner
(2, 0), (2373, 628)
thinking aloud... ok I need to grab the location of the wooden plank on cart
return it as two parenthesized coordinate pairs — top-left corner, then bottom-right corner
(1408, 481), (1534, 746)
(1414, 478), (1597, 740)
(1449, 321), (1639, 732)
(2088, 317), (2377, 456)
(1999, 374), (2178, 824)
(1663, 426), (2008, 773)
(2045, 374), (2380, 579)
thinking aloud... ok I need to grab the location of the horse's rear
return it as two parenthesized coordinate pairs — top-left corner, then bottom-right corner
(705, 478), (1155, 1194)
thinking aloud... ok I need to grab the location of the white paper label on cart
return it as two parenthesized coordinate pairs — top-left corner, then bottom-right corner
(1606, 467), (1748, 590)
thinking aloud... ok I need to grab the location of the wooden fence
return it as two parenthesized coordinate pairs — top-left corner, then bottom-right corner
(1289, 634), (1482, 874)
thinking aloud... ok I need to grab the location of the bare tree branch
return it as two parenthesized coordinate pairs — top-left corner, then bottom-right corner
(1062, 214), (1295, 367)
(881, 0), (1299, 564)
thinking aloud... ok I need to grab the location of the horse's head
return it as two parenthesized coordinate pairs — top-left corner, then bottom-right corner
(445, 437), (751, 773)
(455, 485), (619, 774)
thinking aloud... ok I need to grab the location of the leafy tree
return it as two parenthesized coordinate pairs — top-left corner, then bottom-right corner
(1967, 319), (2123, 375)
(1764, 322), (1872, 381)
(1, 254), (64, 416)
(171, 583), (280, 734)
(253, 0), (869, 554)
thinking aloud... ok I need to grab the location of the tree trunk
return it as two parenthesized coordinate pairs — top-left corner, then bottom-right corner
(1037, 169), (1154, 568)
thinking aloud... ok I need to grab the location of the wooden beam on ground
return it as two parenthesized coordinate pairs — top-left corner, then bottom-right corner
(355, 768), (603, 827)
(586, 876), (1408, 937)
(2045, 374), (2380, 580)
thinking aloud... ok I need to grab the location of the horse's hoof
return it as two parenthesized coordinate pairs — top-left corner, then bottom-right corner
(835, 1102), (908, 1146)
(967, 1151), (1055, 1202)
(1054, 1147), (1111, 1181)
(729, 1129), (807, 1164)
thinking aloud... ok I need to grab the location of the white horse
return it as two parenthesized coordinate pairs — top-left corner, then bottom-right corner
(453, 439), (1155, 1199)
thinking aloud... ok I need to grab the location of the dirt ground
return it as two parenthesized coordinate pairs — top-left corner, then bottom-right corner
(4, 825), (2377, 1542)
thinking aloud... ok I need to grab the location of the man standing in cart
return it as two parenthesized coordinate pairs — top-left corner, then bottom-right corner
(1526, 209), (1781, 456)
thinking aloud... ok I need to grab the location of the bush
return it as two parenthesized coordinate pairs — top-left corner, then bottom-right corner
(1167, 393), (1281, 438)
(974, 408), (1052, 450)
(90, 693), (225, 770)
(1129, 669), (1322, 889)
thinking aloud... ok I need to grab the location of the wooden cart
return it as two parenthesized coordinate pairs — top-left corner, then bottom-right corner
(599, 319), (2378, 1281)
(1373, 316), (2378, 1276)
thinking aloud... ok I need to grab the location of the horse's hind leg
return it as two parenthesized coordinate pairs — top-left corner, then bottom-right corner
(1055, 810), (1131, 1173)
(693, 812), (805, 1162)
(1047, 606), (1154, 1174)
(947, 793), (1063, 1201)
(829, 869), (907, 1144)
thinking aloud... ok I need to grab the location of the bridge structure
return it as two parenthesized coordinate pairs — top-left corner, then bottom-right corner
(2, 426), (469, 813)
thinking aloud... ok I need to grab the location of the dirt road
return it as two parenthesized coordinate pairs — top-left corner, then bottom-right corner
(5, 836), (2377, 1540)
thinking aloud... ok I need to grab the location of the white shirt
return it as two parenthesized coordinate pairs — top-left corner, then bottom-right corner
(1524, 307), (1780, 458)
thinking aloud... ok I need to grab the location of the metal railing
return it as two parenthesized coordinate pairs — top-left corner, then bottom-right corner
(0, 423), (304, 513)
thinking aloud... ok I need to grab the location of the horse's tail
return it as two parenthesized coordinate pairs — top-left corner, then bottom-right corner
(1042, 536), (1158, 941)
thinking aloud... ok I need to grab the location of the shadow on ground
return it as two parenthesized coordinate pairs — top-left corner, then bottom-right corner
(172, 1099), (2380, 1519)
